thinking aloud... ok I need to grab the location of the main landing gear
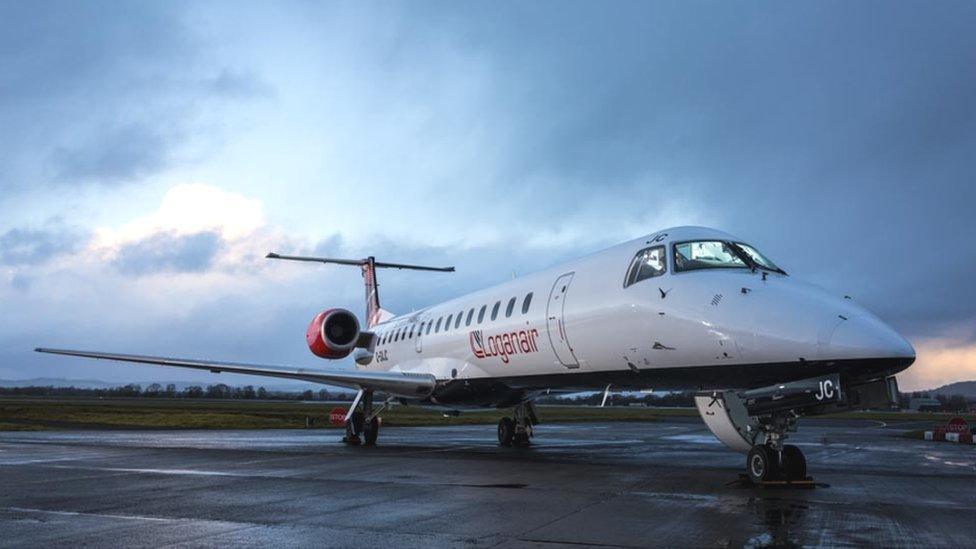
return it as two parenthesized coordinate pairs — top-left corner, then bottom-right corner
(498, 401), (538, 448)
(343, 389), (384, 446)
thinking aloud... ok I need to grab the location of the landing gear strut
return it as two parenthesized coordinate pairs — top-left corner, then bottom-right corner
(498, 401), (537, 447)
(344, 389), (385, 447)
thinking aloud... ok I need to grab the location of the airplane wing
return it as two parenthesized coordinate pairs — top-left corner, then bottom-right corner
(34, 348), (436, 398)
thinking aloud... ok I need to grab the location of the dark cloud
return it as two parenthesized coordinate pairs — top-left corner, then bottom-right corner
(10, 274), (30, 292)
(113, 231), (223, 276)
(0, 1), (270, 192)
(208, 69), (274, 99)
(52, 124), (170, 183)
(311, 233), (345, 257)
(0, 227), (83, 265)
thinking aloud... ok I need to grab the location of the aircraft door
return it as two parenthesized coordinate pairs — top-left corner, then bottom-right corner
(546, 272), (580, 369)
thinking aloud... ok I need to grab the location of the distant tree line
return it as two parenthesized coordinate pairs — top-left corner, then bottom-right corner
(538, 391), (697, 407)
(0, 383), (355, 401)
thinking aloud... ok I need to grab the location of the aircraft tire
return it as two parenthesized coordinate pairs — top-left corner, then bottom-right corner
(363, 417), (379, 446)
(781, 444), (807, 480)
(746, 445), (778, 483)
(513, 431), (531, 447)
(497, 417), (514, 447)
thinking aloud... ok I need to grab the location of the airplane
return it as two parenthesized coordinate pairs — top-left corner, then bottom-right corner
(36, 226), (915, 483)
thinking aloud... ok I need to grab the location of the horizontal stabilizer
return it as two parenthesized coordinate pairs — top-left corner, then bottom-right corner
(266, 253), (454, 272)
(34, 348), (436, 398)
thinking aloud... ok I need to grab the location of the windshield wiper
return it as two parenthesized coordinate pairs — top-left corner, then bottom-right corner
(727, 243), (787, 276)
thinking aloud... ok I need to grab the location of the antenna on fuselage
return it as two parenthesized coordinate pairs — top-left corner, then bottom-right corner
(265, 252), (454, 327)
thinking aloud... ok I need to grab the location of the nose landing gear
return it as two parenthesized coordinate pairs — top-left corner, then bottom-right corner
(748, 413), (809, 483)
(695, 390), (812, 485)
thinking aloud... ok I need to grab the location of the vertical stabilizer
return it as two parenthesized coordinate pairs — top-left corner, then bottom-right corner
(361, 257), (381, 328)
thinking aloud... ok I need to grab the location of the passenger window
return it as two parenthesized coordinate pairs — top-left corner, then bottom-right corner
(466, 308), (474, 326)
(408, 324), (415, 339)
(478, 305), (487, 323)
(445, 314), (453, 331)
(455, 312), (463, 329)
(426, 321), (433, 335)
(435, 317), (442, 333)
(624, 245), (667, 287)
(522, 293), (533, 314)
(491, 301), (501, 320)
(505, 297), (516, 317)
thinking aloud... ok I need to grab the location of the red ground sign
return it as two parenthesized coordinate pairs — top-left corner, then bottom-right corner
(946, 417), (969, 433)
(329, 407), (347, 426)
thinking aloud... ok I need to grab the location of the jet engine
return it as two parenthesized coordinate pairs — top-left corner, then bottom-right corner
(306, 308), (361, 359)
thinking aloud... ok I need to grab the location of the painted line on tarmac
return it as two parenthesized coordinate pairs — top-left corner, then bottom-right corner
(3, 506), (182, 523)
(41, 464), (246, 477)
(0, 456), (89, 466)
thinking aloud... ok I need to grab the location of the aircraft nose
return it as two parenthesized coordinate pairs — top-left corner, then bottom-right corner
(827, 315), (915, 360)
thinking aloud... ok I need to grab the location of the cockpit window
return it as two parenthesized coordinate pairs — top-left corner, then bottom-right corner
(673, 241), (747, 272)
(733, 242), (783, 273)
(624, 245), (667, 287)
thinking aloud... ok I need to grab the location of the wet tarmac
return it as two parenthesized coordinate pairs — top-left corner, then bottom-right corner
(1, 417), (974, 548)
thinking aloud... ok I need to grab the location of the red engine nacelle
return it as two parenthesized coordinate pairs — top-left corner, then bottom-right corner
(306, 308), (361, 359)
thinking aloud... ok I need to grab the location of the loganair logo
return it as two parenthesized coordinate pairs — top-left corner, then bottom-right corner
(470, 328), (540, 364)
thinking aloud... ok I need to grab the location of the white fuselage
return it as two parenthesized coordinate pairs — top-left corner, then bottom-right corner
(357, 226), (914, 404)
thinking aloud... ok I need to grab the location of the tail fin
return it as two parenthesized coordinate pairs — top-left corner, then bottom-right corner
(360, 257), (381, 327)
(266, 253), (454, 328)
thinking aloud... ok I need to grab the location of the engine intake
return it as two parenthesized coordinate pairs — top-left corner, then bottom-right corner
(306, 308), (360, 359)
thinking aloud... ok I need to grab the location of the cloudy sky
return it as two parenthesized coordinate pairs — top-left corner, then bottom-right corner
(1, 1), (974, 391)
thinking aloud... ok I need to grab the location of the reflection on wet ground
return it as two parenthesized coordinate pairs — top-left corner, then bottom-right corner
(1, 418), (974, 547)
(743, 497), (807, 548)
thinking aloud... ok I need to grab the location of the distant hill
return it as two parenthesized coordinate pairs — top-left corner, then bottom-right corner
(922, 381), (976, 399)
